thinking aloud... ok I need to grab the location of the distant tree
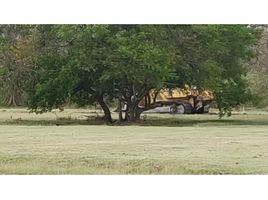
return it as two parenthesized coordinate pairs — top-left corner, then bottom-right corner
(0, 25), (37, 106)
(245, 26), (268, 108)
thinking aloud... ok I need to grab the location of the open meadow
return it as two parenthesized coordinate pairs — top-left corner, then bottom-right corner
(0, 108), (268, 174)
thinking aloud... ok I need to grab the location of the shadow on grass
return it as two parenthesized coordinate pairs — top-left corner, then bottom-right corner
(120, 118), (268, 127)
(0, 117), (107, 126)
(1, 115), (268, 127)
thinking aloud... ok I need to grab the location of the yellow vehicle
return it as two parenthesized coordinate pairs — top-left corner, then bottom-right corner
(139, 86), (214, 114)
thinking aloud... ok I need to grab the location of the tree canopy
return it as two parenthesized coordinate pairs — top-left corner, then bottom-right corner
(0, 25), (261, 122)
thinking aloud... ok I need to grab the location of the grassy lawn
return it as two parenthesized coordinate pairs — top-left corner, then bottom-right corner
(0, 108), (268, 174)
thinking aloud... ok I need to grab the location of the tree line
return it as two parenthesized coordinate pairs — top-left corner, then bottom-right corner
(0, 25), (262, 122)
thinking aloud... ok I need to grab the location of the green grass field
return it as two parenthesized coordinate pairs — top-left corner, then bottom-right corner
(0, 108), (268, 174)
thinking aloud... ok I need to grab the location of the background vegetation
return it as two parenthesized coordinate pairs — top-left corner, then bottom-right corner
(0, 25), (264, 122)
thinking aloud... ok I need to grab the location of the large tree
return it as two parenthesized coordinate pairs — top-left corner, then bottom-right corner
(102, 25), (178, 121)
(25, 25), (260, 122)
(108, 25), (261, 119)
(27, 25), (118, 122)
(26, 25), (179, 122)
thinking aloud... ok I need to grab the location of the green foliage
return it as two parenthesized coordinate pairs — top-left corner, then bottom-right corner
(0, 25), (38, 106)
(208, 25), (261, 116)
(102, 25), (176, 93)
(26, 25), (179, 121)
(169, 25), (260, 116)
(28, 53), (71, 112)
(1, 25), (261, 120)
(246, 71), (268, 108)
(27, 25), (117, 122)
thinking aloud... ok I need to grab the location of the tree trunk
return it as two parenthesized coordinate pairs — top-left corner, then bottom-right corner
(121, 88), (159, 122)
(97, 96), (113, 123)
(118, 99), (126, 122)
(135, 107), (144, 120)
(127, 100), (141, 122)
(129, 106), (136, 122)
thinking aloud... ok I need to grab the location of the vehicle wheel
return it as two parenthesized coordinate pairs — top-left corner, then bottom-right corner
(203, 105), (210, 113)
(169, 104), (178, 114)
(176, 104), (185, 114)
(170, 104), (185, 114)
(195, 106), (205, 114)
(183, 103), (193, 114)
(195, 105), (210, 114)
